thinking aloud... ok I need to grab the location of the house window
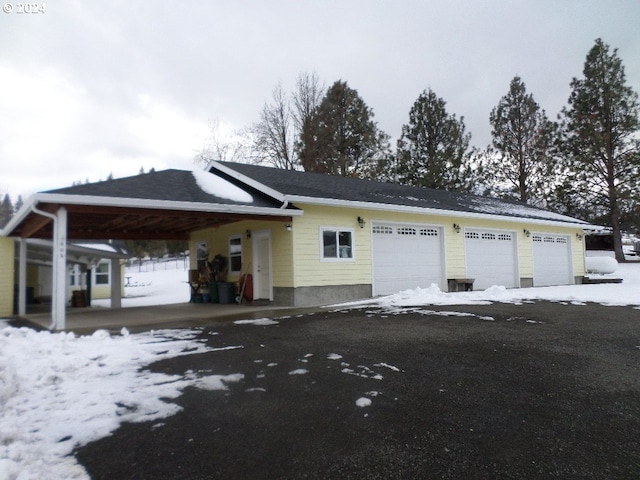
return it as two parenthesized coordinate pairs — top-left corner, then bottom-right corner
(321, 228), (354, 261)
(95, 261), (110, 285)
(229, 235), (242, 273)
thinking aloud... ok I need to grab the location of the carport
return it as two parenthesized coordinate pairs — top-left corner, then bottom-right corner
(2, 169), (301, 330)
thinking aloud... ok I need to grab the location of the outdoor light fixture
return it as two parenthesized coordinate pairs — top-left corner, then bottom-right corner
(357, 216), (366, 229)
(523, 229), (531, 238)
(576, 233), (583, 241)
(453, 223), (461, 233)
(246, 229), (252, 239)
(285, 223), (292, 232)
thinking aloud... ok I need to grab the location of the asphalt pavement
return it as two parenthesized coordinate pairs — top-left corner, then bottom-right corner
(75, 301), (640, 479)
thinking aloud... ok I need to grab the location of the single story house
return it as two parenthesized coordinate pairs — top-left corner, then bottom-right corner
(190, 162), (589, 306)
(0, 161), (590, 328)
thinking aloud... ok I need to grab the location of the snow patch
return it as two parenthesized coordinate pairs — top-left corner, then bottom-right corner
(335, 263), (640, 310)
(192, 168), (253, 203)
(356, 397), (372, 407)
(0, 326), (239, 480)
(233, 318), (279, 326)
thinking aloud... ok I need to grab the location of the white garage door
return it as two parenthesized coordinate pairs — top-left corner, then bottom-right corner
(465, 229), (518, 290)
(533, 234), (572, 286)
(372, 223), (444, 295)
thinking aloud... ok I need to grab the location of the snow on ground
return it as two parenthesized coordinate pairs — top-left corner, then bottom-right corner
(337, 262), (640, 311)
(93, 263), (191, 308)
(0, 327), (242, 480)
(2, 261), (640, 478)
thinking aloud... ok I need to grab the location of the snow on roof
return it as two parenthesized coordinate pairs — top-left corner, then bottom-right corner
(192, 169), (253, 203)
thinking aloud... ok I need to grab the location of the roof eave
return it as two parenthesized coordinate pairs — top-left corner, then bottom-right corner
(284, 195), (592, 230)
(33, 192), (302, 216)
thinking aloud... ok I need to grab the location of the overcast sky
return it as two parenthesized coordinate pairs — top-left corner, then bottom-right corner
(1, 0), (639, 201)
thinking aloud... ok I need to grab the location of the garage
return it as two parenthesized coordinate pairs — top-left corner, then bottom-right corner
(464, 229), (518, 290)
(372, 223), (444, 295)
(533, 234), (573, 286)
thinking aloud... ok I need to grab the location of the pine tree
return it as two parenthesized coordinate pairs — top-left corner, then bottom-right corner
(559, 38), (640, 261)
(394, 89), (474, 191)
(299, 80), (390, 176)
(0, 193), (13, 228)
(482, 76), (557, 204)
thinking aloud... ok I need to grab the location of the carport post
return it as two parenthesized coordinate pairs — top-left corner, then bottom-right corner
(18, 238), (27, 316)
(52, 207), (68, 330)
(110, 258), (122, 309)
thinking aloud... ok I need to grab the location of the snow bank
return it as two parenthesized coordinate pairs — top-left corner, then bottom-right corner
(0, 326), (241, 480)
(192, 169), (253, 203)
(337, 263), (640, 310)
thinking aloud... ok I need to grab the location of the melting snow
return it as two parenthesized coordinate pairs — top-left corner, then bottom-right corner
(0, 327), (241, 480)
(192, 168), (253, 203)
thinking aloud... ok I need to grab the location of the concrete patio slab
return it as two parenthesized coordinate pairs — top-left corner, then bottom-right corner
(12, 302), (321, 335)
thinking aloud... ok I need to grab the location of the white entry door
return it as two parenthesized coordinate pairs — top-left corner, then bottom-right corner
(252, 230), (272, 300)
(464, 229), (518, 290)
(372, 223), (445, 296)
(533, 234), (573, 286)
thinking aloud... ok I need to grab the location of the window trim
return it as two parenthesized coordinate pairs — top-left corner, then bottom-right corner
(320, 226), (355, 262)
(228, 234), (243, 273)
(94, 260), (110, 286)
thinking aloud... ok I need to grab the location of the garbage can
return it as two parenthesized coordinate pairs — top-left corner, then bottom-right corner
(209, 282), (219, 303)
(217, 282), (234, 304)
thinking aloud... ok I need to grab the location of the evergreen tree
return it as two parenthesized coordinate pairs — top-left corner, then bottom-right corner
(394, 89), (474, 191)
(559, 38), (640, 261)
(14, 195), (23, 213)
(0, 194), (13, 228)
(299, 80), (390, 176)
(482, 76), (557, 204)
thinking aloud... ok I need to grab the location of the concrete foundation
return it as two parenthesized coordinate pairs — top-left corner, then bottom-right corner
(274, 284), (372, 307)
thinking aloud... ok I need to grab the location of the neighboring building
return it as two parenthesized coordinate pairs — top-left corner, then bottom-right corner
(0, 161), (591, 325)
(7, 239), (129, 314)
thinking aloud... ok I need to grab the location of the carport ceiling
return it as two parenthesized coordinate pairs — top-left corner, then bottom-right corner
(14, 203), (292, 241)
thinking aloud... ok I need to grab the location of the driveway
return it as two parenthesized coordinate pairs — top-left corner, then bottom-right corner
(75, 301), (640, 479)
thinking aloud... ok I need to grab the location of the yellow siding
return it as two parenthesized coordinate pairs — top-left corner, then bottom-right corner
(291, 205), (372, 287)
(0, 237), (15, 316)
(190, 205), (586, 291)
(294, 206), (586, 286)
(191, 219), (294, 287)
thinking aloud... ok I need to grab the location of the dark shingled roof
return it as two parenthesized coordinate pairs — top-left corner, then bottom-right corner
(46, 168), (283, 209)
(218, 161), (587, 225)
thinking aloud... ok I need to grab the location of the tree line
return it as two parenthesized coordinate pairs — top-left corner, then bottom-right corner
(200, 38), (640, 262)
